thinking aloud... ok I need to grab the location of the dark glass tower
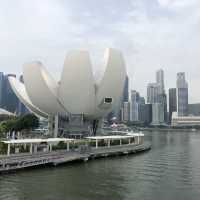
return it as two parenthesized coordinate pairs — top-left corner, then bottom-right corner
(4, 74), (19, 113)
(0, 72), (5, 108)
(17, 75), (29, 115)
(169, 88), (177, 123)
(122, 75), (129, 102)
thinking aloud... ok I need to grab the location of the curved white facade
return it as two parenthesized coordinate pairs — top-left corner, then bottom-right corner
(59, 50), (95, 115)
(95, 48), (126, 117)
(23, 62), (67, 115)
(10, 48), (126, 120)
(8, 77), (48, 118)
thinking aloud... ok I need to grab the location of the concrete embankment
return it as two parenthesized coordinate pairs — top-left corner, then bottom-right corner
(0, 142), (151, 173)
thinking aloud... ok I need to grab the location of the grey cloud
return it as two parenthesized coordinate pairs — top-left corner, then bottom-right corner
(0, 0), (200, 102)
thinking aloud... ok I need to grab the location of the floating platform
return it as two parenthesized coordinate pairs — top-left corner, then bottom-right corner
(0, 142), (151, 173)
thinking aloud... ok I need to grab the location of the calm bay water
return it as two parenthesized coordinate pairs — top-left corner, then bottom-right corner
(1, 130), (200, 200)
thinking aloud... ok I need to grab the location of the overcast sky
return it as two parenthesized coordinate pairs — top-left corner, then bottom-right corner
(0, 0), (200, 103)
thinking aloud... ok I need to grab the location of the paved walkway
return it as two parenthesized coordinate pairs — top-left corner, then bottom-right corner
(0, 142), (151, 173)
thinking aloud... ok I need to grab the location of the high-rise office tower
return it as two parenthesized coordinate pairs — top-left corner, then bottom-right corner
(144, 104), (152, 125)
(4, 74), (19, 113)
(109, 75), (129, 122)
(138, 103), (145, 123)
(147, 83), (160, 125)
(160, 93), (168, 123)
(137, 103), (153, 125)
(0, 72), (5, 107)
(138, 97), (146, 122)
(156, 69), (167, 122)
(130, 90), (139, 121)
(139, 97), (145, 105)
(177, 72), (188, 116)
(147, 83), (159, 104)
(123, 102), (130, 122)
(147, 69), (167, 125)
(0, 73), (29, 115)
(156, 69), (165, 94)
(130, 90), (147, 123)
(122, 75), (129, 102)
(18, 75), (29, 115)
(169, 88), (177, 123)
(152, 103), (164, 125)
(118, 75), (129, 121)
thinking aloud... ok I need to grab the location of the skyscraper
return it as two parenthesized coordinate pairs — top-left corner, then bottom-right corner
(152, 103), (164, 125)
(4, 74), (19, 113)
(144, 104), (152, 125)
(147, 83), (159, 104)
(138, 97), (146, 122)
(130, 90), (140, 121)
(139, 97), (145, 105)
(147, 69), (167, 125)
(119, 75), (129, 121)
(18, 75), (29, 115)
(122, 75), (129, 102)
(156, 69), (165, 94)
(130, 90), (146, 122)
(159, 93), (168, 123)
(123, 102), (130, 122)
(137, 103), (153, 125)
(169, 88), (177, 123)
(177, 72), (188, 116)
(0, 72), (5, 107)
(156, 69), (167, 122)
(109, 75), (129, 122)
(0, 73), (30, 115)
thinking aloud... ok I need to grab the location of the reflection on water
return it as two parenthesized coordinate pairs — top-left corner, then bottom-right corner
(1, 131), (200, 200)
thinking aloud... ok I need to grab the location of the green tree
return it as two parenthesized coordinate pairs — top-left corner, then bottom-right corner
(17, 114), (39, 131)
(0, 114), (39, 134)
(1, 117), (18, 132)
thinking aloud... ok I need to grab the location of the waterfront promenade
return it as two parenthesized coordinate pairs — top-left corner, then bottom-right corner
(0, 142), (151, 173)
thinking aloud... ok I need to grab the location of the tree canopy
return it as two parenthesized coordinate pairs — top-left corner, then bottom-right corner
(0, 114), (39, 134)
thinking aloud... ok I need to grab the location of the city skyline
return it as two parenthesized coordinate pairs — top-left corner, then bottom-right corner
(0, 0), (200, 103)
(0, 68), (195, 116)
(1, 1), (200, 199)
(120, 69), (191, 124)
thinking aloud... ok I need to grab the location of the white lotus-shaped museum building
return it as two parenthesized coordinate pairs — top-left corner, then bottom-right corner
(9, 48), (126, 136)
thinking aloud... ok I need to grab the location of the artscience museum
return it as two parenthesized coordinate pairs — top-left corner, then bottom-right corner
(9, 48), (126, 137)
